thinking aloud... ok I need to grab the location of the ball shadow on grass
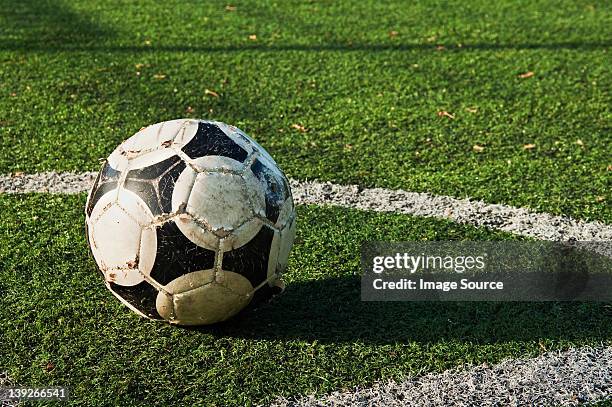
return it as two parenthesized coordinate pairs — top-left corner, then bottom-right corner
(186, 275), (611, 345)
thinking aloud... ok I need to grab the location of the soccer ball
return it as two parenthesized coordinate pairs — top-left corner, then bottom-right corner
(85, 119), (296, 325)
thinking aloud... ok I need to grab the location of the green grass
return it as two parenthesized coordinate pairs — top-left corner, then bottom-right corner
(0, 194), (610, 406)
(0, 0), (610, 221)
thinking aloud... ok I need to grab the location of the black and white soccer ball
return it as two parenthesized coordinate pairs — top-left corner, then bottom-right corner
(85, 119), (296, 325)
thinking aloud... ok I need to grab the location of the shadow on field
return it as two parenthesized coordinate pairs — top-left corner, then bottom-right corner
(1, 42), (610, 53)
(0, 0), (113, 47)
(1, 0), (608, 53)
(198, 275), (611, 344)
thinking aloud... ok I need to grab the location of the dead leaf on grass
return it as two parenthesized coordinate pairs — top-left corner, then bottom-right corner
(291, 123), (307, 132)
(437, 111), (455, 119)
(473, 145), (485, 153)
(205, 89), (219, 97)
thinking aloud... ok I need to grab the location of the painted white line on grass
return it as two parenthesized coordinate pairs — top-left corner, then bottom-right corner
(270, 346), (612, 407)
(0, 171), (610, 241)
(0, 171), (98, 195)
(291, 180), (612, 241)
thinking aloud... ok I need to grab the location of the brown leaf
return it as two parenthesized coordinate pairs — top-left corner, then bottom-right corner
(523, 143), (536, 150)
(153, 74), (166, 80)
(205, 89), (219, 97)
(12, 171), (24, 177)
(437, 111), (455, 119)
(388, 30), (398, 38)
(607, 165), (612, 171)
(44, 361), (55, 372)
(435, 45), (445, 51)
(518, 71), (535, 79)
(472, 144), (485, 153)
(344, 143), (353, 150)
(185, 106), (195, 114)
(248, 34), (257, 41)
(225, 5), (237, 11)
(596, 196), (605, 203)
(291, 123), (307, 133)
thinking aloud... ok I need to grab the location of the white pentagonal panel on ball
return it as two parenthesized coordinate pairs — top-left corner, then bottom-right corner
(189, 172), (257, 232)
(278, 213), (296, 272)
(190, 154), (244, 173)
(106, 150), (129, 173)
(125, 119), (199, 170)
(276, 197), (295, 229)
(88, 189), (156, 286)
(172, 156), (265, 251)
(138, 226), (157, 279)
(155, 269), (253, 325)
(267, 213), (296, 280)
(242, 167), (268, 218)
(171, 163), (218, 250)
(127, 148), (177, 172)
(124, 119), (198, 155)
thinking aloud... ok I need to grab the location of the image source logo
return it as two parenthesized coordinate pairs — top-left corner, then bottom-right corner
(361, 241), (612, 301)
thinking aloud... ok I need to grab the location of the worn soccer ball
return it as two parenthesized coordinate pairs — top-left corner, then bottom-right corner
(85, 119), (296, 325)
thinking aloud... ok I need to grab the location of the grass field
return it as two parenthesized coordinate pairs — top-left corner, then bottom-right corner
(1, 0), (610, 221)
(0, 0), (610, 405)
(1, 195), (610, 405)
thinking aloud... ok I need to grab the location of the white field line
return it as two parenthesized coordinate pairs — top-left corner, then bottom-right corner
(270, 346), (612, 407)
(0, 171), (610, 241)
